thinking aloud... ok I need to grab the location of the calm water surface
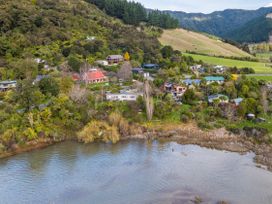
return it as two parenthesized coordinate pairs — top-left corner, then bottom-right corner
(0, 141), (272, 204)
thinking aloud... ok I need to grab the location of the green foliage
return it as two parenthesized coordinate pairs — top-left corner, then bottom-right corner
(15, 80), (45, 111)
(38, 77), (60, 97)
(88, 0), (178, 28)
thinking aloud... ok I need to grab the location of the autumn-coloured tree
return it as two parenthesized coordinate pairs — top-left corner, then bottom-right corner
(124, 52), (130, 61)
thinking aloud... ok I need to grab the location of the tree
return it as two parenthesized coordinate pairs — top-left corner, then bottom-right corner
(11, 58), (38, 80)
(260, 86), (269, 115)
(15, 80), (45, 111)
(182, 89), (196, 105)
(117, 61), (132, 81)
(68, 55), (82, 72)
(144, 80), (154, 121)
(124, 52), (130, 61)
(38, 77), (60, 97)
(161, 46), (174, 58)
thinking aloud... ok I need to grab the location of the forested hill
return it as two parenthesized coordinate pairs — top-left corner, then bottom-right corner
(226, 16), (272, 43)
(165, 7), (272, 43)
(0, 0), (164, 69)
(87, 0), (179, 28)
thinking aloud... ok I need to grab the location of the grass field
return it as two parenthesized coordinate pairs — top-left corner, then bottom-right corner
(256, 52), (272, 62)
(246, 75), (272, 81)
(159, 29), (251, 58)
(184, 53), (272, 74)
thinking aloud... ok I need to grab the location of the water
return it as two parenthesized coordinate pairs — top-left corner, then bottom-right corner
(0, 141), (272, 204)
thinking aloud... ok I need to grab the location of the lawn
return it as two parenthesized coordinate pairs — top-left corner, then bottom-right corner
(184, 53), (272, 74)
(246, 75), (272, 82)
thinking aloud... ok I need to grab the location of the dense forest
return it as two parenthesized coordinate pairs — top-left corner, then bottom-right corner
(88, 0), (179, 28)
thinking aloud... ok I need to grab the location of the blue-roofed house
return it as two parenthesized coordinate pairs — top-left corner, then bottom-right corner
(232, 98), (244, 106)
(204, 76), (225, 85)
(182, 79), (201, 86)
(208, 94), (229, 104)
(33, 75), (49, 84)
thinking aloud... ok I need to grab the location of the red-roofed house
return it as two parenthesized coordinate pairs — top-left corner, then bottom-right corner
(82, 69), (108, 84)
(72, 73), (80, 81)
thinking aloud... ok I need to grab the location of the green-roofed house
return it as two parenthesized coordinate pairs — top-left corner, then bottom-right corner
(204, 76), (225, 85)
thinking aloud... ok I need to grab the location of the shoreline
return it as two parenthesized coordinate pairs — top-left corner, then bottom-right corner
(1, 123), (272, 171)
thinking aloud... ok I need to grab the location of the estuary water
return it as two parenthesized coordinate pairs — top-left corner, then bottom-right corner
(0, 141), (272, 204)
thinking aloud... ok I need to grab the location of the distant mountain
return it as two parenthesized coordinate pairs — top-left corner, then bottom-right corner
(227, 15), (272, 43)
(165, 7), (272, 43)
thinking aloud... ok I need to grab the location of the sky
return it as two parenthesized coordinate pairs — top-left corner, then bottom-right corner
(132, 0), (272, 13)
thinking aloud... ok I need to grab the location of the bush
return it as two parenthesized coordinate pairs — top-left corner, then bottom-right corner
(78, 120), (120, 144)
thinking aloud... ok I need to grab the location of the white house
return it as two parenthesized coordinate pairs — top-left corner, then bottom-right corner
(95, 60), (109, 66)
(106, 89), (143, 101)
(0, 81), (17, 91)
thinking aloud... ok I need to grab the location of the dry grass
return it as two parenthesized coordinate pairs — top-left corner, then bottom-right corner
(159, 29), (251, 57)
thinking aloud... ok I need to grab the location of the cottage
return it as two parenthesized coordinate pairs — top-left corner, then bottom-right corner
(95, 60), (109, 66)
(33, 75), (49, 84)
(82, 69), (108, 84)
(190, 65), (206, 73)
(182, 79), (201, 86)
(106, 55), (124, 65)
(132, 68), (144, 74)
(0, 80), (17, 91)
(205, 76), (225, 84)
(164, 82), (187, 101)
(213, 65), (226, 74)
(208, 94), (229, 104)
(232, 98), (243, 106)
(106, 89), (143, 101)
(172, 85), (187, 97)
(142, 64), (159, 69)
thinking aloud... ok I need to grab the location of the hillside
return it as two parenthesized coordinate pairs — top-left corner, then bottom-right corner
(159, 29), (251, 57)
(227, 16), (272, 43)
(0, 0), (162, 68)
(165, 7), (272, 43)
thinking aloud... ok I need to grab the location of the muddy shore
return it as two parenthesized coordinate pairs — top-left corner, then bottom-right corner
(1, 123), (272, 171)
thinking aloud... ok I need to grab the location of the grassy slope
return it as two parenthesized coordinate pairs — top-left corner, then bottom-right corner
(184, 53), (272, 74)
(159, 29), (251, 57)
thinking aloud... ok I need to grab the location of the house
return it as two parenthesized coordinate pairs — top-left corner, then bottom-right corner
(95, 60), (108, 66)
(106, 55), (124, 65)
(204, 76), (225, 84)
(33, 75), (49, 84)
(0, 80), (17, 91)
(182, 79), (201, 86)
(208, 94), (229, 104)
(164, 82), (187, 101)
(190, 65), (206, 73)
(142, 64), (159, 69)
(213, 65), (226, 74)
(232, 98), (243, 106)
(106, 89), (143, 101)
(82, 69), (108, 84)
(132, 68), (144, 74)
(172, 85), (187, 98)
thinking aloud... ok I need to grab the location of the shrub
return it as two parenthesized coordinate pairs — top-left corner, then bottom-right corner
(78, 120), (120, 144)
